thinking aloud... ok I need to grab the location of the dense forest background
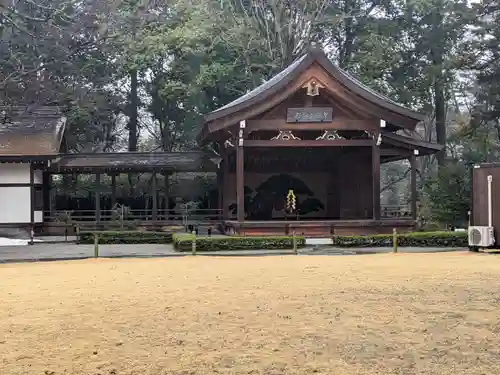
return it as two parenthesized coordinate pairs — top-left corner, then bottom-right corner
(1, 0), (500, 227)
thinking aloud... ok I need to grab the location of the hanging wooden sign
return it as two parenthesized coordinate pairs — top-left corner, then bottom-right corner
(286, 107), (333, 123)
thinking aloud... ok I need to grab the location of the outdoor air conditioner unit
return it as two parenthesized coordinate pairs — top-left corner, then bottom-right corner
(468, 174), (495, 248)
(468, 226), (495, 247)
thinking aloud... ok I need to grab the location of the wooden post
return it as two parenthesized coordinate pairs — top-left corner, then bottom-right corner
(392, 228), (398, 253)
(94, 233), (99, 257)
(152, 172), (157, 221)
(42, 171), (50, 221)
(410, 151), (418, 220)
(217, 168), (223, 220)
(29, 163), (35, 245)
(191, 230), (196, 255)
(236, 121), (245, 222)
(222, 151), (229, 220)
(49, 173), (56, 220)
(372, 133), (381, 220)
(95, 173), (101, 223)
(75, 225), (80, 243)
(164, 173), (170, 220)
(111, 173), (117, 208)
(292, 231), (298, 255)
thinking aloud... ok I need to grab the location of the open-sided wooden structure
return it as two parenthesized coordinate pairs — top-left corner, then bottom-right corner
(200, 47), (442, 236)
(0, 106), (221, 234)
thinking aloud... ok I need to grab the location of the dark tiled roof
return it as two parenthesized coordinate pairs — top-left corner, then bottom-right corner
(50, 151), (220, 172)
(0, 105), (66, 156)
(204, 47), (425, 129)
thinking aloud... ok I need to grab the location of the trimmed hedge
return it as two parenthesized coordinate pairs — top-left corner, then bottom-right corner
(173, 233), (306, 252)
(79, 231), (173, 244)
(331, 231), (467, 248)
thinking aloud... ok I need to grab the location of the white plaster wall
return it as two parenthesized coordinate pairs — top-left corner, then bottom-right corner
(0, 186), (31, 223)
(35, 211), (43, 223)
(0, 163), (42, 184)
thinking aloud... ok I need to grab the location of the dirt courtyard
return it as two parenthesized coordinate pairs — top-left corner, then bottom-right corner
(1, 253), (500, 375)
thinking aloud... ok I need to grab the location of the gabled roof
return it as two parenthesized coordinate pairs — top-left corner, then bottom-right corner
(0, 105), (66, 157)
(203, 47), (425, 133)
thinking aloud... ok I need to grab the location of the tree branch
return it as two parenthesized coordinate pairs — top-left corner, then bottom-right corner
(381, 167), (411, 193)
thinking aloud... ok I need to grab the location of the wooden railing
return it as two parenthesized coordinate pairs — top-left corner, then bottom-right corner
(45, 208), (223, 225)
(44, 206), (411, 224)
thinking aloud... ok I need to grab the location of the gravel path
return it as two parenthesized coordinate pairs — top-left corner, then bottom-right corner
(0, 242), (466, 263)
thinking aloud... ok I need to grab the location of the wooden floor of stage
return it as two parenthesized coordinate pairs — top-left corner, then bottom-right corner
(223, 218), (416, 237)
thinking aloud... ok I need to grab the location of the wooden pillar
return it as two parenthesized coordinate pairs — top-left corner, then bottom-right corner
(218, 147), (226, 220)
(49, 174), (56, 218)
(164, 173), (170, 219)
(236, 121), (245, 222)
(95, 173), (101, 223)
(152, 172), (158, 221)
(42, 171), (51, 220)
(410, 151), (418, 220)
(217, 168), (223, 219)
(29, 163), (35, 229)
(372, 133), (381, 220)
(111, 173), (117, 208)
(222, 152), (230, 220)
(73, 174), (79, 211)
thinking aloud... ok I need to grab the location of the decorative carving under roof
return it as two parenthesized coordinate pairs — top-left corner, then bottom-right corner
(316, 130), (343, 140)
(302, 78), (324, 96)
(271, 130), (300, 141)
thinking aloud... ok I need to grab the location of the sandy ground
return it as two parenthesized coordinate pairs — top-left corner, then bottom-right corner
(1, 253), (500, 375)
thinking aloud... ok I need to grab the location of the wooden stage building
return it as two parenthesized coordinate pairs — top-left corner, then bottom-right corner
(0, 47), (441, 237)
(199, 46), (441, 236)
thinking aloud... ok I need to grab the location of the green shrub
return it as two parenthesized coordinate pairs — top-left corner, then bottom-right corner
(79, 231), (173, 244)
(331, 231), (467, 248)
(172, 233), (306, 252)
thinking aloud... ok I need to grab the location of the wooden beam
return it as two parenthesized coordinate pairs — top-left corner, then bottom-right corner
(246, 118), (377, 132)
(372, 138), (381, 220)
(410, 154), (417, 220)
(244, 139), (372, 148)
(381, 155), (411, 163)
(380, 148), (412, 157)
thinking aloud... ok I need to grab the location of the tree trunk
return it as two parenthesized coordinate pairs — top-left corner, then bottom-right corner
(434, 74), (446, 166)
(128, 69), (138, 152)
(431, 5), (446, 167)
